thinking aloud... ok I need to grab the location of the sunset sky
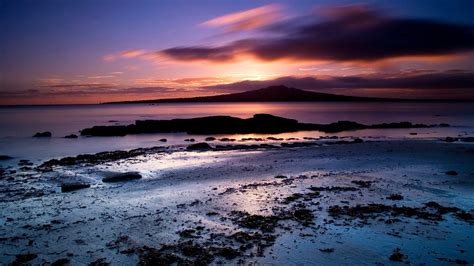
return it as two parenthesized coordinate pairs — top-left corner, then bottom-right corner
(1, 0), (474, 104)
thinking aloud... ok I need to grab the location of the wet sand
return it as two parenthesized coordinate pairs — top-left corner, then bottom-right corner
(1, 140), (473, 265)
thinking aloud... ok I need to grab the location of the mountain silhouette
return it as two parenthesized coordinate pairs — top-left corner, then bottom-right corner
(105, 85), (389, 104)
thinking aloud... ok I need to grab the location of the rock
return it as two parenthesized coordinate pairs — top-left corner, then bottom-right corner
(33, 131), (52, 137)
(186, 142), (212, 151)
(445, 171), (458, 176)
(89, 258), (109, 266)
(13, 253), (38, 264)
(0, 155), (13, 160)
(184, 138), (195, 142)
(102, 172), (142, 183)
(159, 138), (167, 142)
(39, 146), (166, 168)
(445, 137), (457, 142)
(274, 175), (287, 179)
(319, 248), (334, 253)
(80, 114), (433, 137)
(64, 134), (78, 139)
(52, 258), (70, 266)
(61, 182), (91, 192)
(389, 248), (405, 262)
(386, 194), (404, 200)
(205, 137), (216, 141)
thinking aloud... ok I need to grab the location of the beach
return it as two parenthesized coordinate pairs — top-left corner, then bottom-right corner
(1, 139), (473, 265)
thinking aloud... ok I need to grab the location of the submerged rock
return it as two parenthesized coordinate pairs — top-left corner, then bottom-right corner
(64, 134), (78, 139)
(51, 258), (70, 266)
(102, 172), (142, 183)
(445, 171), (458, 176)
(61, 182), (91, 192)
(159, 138), (167, 142)
(33, 131), (52, 137)
(186, 142), (212, 151)
(386, 194), (404, 200)
(205, 137), (216, 141)
(389, 248), (406, 262)
(13, 253), (38, 264)
(0, 155), (13, 160)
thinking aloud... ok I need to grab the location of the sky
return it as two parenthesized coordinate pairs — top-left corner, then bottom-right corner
(0, 0), (473, 104)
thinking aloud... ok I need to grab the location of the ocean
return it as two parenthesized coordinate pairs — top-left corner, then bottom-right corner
(1, 102), (473, 164)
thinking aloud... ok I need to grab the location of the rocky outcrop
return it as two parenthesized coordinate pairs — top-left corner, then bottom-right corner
(61, 182), (91, 192)
(80, 114), (436, 137)
(102, 172), (142, 183)
(33, 132), (52, 137)
(186, 143), (212, 151)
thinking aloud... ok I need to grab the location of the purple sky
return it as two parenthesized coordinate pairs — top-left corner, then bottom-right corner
(1, 0), (473, 104)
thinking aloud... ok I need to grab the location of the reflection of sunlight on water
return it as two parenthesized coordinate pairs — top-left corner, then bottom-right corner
(94, 150), (263, 179)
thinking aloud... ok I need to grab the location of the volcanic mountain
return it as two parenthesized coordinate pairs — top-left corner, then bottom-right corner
(105, 85), (387, 104)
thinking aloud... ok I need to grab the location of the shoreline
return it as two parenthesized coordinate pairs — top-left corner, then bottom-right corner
(1, 139), (473, 264)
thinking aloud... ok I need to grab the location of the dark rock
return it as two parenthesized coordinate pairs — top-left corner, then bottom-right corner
(64, 134), (78, 139)
(205, 137), (216, 141)
(102, 172), (142, 183)
(214, 247), (240, 259)
(319, 248), (334, 253)
(80, 114), (433, 136)
(267, 137), (283, 141)
(13, 253), (38, 264)
(309, 186), (358, 192)
(386, 194), (404, 200)
(184, 138), (195, 142)
(61, 183), (91, 192)
(232, 211), (280, 233)
(186, 142), (212, 151)
(0, 155), (13, 160)
(274, 175), (287, 179)
(389, 248), (405, 262)
(159, 138), (167, 142)
(445, 137), (458, 142)
(219, 138), (235, 142)
(39, 146), (165, 168)
(89, 258), (110, 266)
(445, 171), (458, 176)
(292, 208), (314, 223)
(351, 180), (373, 188)
(52, 258), (70, 266)
(33, 131), (52, 137)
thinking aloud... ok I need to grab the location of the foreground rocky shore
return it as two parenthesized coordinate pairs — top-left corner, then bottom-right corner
(0, 139), (473, 265)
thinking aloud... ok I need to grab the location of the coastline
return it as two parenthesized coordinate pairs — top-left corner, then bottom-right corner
(1, 139), (473, 265)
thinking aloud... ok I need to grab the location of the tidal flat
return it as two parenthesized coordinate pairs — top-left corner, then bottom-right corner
(1, 139), (473, 265)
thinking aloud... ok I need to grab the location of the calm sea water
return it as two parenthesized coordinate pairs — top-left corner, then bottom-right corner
(1, 102), (473, 164)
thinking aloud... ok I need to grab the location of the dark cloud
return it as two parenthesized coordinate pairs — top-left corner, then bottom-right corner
(160, 5), (474, 62)
(0, 86), (188, 97)
(203, 70), (474, 92)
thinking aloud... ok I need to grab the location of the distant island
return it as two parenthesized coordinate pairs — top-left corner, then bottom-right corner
(104, 85), (390, 104)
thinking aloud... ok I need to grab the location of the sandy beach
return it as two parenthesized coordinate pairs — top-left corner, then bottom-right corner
(1, 139), (473, 265)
